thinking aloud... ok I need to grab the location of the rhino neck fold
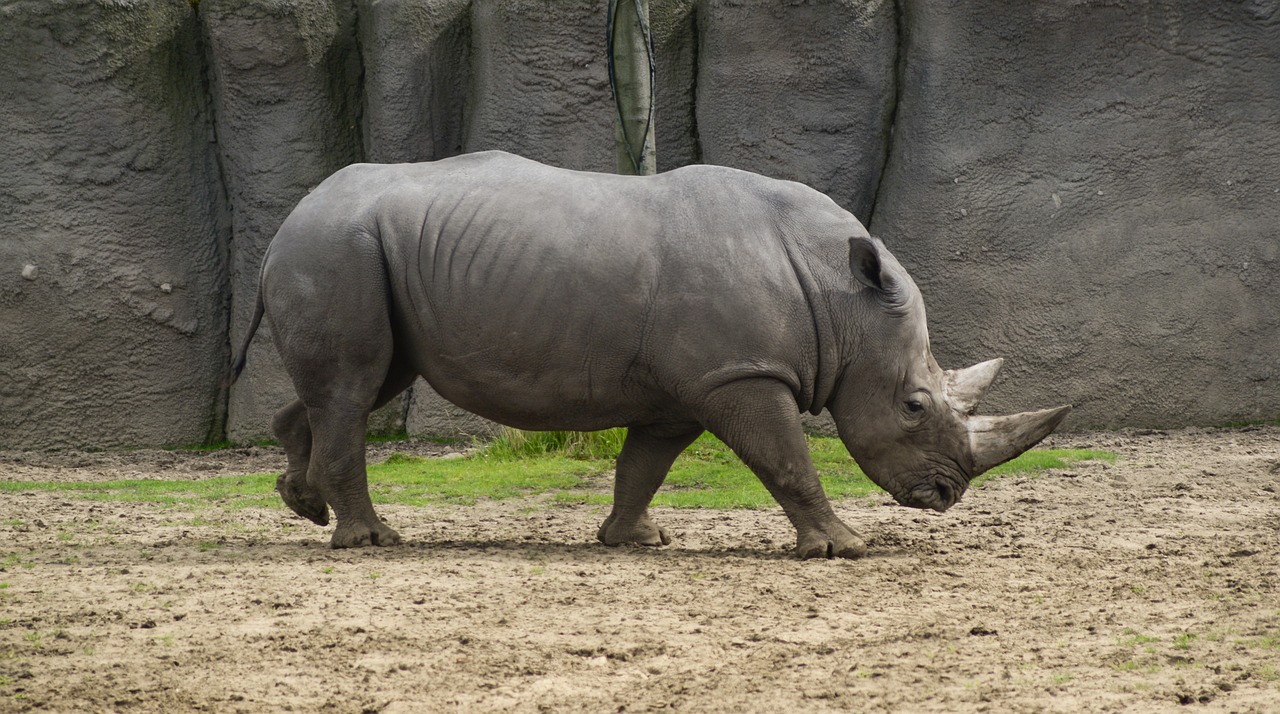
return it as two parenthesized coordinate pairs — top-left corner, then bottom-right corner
(778, 236), (841, 415)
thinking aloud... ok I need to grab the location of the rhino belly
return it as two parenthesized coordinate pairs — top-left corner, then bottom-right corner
(389, 283), (674, 432)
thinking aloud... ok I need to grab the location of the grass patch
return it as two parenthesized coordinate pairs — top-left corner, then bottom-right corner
(1119, 629), (1160, 647)
(0, 433), (1112, 512)
(1172, 632), (1197, 650)
(972, 448), (1115, 486)
(1243, 632), (1280, 650)
(1, 555), (35, 571)
(1112, 660), (1160, 674)
(482, 427), (627, 461)
(648, 433), (876, 509)
(368, 452), (600, 506)
(0, 475), (280, 510)
(366, 430), (411, 444)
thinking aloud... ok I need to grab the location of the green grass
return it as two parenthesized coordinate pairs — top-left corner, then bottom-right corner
(482, 427), (628, 460)
(1243, 632), (1280, 650)
(0, 474), (281, 509)
(973, 448), (1115, 485)
(554, 434), (1111, 510)
(1112, 660), (1160, 674)
(365, 430), (411, 444)
(1119, 629), (1160, 647)
(1172, 632), (1197, 650)
(0, 433), (1113, 512)
(370, 451), (600, 506)
(649, 433), (877, 509)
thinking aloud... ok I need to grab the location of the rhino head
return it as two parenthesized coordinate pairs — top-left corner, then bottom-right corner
(828, 237), (1071, 512)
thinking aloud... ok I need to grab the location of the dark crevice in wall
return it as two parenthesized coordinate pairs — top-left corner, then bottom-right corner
(458, 1), (478, 159)
(191, 2), (235, 445)
(344, 0), (367, 164)
(437, 5), (472, 161)
(865, 0), (905, 230)
(688, 3), (702, 165)
(691, 0), (707, 165)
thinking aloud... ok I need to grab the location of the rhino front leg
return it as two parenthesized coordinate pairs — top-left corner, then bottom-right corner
(597, 425), (702, 547)
(271, 399), (329, 526)
(698, 379), (868, 560)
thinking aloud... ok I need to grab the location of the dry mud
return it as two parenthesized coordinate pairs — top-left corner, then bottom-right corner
(1, 427), (1278, 713)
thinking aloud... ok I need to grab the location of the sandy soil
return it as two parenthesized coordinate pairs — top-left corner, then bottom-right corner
(1, 427), (1278, 713)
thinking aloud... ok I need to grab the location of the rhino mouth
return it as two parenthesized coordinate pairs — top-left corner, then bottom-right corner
(896, 479), (963, 512)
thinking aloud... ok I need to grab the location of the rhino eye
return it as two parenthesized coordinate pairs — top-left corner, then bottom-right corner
(905, 399), (925, 413)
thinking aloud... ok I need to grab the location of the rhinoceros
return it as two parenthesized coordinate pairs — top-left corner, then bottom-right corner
(226, 150), (1070, 558)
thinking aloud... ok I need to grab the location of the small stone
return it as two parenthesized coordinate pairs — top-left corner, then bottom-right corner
(21, 264), (38, 280)
(959, 208), (968, 216)
(160, 283), (172, 293)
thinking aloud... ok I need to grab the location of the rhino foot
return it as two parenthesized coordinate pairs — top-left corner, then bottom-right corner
(795, 527), (868, 560)
(331, 519), (401, 549)
(597, 512), (670, 547)
(276, 473), (330, 526)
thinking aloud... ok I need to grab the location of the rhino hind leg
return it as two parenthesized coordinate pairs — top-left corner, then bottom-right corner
(267, 240), (407, 549)
(697, 379), (868, 560)
(597, 425), (702, 547)
(272, 399), (328, 526)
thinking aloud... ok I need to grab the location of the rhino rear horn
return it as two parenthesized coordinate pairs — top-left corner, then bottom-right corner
(945, 358), (1004, 414)
(968, 405), (1072, 475)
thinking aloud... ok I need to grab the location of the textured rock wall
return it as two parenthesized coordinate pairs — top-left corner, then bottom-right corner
(871, 0), (1280, 427)
(696, 0), (896, 219)
(0, 0), (1276, 447)
(200, 0), (369, 442)
(0, 0), (229, 448)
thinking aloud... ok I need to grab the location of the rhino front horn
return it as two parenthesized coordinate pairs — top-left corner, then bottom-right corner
(968, 405), (1072, 474)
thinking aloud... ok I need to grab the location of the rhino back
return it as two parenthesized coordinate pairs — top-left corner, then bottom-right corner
(340, 153), (845, 429)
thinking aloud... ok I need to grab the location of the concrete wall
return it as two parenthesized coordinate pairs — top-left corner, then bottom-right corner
(0, 0), (1276, 447)
(873, 0), (1280, 428)
(0, 0), (230, 448)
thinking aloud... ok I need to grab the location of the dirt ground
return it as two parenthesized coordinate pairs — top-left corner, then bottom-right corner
(0, 426), (1278, 713)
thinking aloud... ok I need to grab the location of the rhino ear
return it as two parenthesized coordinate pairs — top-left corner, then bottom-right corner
(848, 236), (886, 290)
(849, 236), (903, 299)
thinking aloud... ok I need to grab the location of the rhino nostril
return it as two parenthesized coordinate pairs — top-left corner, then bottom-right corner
(899, 485), (939, 511)
(934, 480), (954, 506)
(897, 479), (961, 513)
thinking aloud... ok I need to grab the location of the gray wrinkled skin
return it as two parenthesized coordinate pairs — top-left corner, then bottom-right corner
(229, 151), (1069, 558)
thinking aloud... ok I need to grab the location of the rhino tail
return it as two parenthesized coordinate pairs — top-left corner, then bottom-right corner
(222, 282), (265, 389)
